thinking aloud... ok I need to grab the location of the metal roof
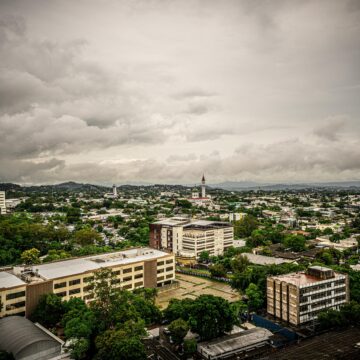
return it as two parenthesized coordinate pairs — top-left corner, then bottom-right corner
(0, 316), (62, 359)
(198, 328), (272, 358)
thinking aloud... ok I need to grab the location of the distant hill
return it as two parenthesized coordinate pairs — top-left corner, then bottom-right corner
(1, 180), (360, 194)
(0, 183), (22, 191)
(209, 180), (360, 191)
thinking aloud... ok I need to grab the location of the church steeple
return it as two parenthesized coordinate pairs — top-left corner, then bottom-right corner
(201, 174), (206, 198)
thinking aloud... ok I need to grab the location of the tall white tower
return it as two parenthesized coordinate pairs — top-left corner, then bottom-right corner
(201, 174), (206, 198)
(112, 184), (117, 197)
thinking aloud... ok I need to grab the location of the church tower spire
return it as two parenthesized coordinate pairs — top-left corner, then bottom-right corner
(201, 174), (206, 198)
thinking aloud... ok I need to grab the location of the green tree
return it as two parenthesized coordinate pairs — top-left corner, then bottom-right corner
(95, 325), (146, 360)
(67, 338), (90, 360)
(234, 215), (258, 238)
(168, 318), (189, 344)
(20, 248), (40, 265)
(231, 254), (250, 273)
(30, 293), (65, 328)
(282, 234), (306, 252)
(209, 263), (227, 278)
(163, 298), (194, 323)
(199, 251), (210, 263)
(74, 228), (102, 246)
(188, 295), (237, 340)
(318, 308), (347, 330)
(66, 207), (81, 224)
(183, 339), (197, 356)
(245, 283), (264, 312)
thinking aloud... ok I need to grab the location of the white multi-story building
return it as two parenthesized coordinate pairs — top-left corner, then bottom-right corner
(150, 217), (234, 258)
(267, 266), (349, 326)
(0, 191), (6, 215)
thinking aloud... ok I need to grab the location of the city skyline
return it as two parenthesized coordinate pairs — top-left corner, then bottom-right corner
(0, 0), (359, 185)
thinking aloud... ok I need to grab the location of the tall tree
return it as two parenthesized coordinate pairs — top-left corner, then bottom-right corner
(168, 318), (189, 344)
(188, 295), (237, 340)
(234, 215), (258, 238)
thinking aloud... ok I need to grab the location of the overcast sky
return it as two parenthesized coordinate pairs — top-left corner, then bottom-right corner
(0, 0), (359, 185)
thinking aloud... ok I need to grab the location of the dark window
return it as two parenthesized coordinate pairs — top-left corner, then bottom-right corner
(123, 284), (132, 290)
(6, 291), (25, 300)
(157, 276), (164, 281)
(135, 274), (143, 279)
(112, 270), (120, 276)
(134, 266), (143, 271)
(69, 288), (81, 295)
(54, 282), (66, 289)
(123, 276), (132, 282)
(84, 294), (94, 300)
(166, 274), (173, 279)
(134, 281), (143, 287)
(69, 279), (81, 286)
(123, 268), (132, 274)
(111, 279), (121, 284)
(166, 259), (173, 264)
(6, 301), (25, 310)
(157, 268), (164, 273)
(158, 261), (164, 266)
(56, 291), (67, 297)
(166, 266), (174, 272)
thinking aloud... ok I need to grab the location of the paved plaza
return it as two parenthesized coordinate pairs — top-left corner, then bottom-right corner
(156, 273), (241, 309)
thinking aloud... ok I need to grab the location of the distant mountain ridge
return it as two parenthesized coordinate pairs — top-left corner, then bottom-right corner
(1, 180), (360, 193)
(210, 180), (360, 191)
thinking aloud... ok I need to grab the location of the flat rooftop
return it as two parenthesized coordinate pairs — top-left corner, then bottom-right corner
(153, 218), (189, 226)
(14, 248), (171, 282)
(243, 253), (294, 266)
(270, 270), (344, 287)
(0, 271), (26, 289)
(184, 220), (232, 230)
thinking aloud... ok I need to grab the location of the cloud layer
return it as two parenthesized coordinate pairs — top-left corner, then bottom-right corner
(0, 0), (359, 184)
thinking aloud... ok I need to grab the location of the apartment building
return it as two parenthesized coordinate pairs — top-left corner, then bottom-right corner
(0, 248), (175, 318)
(150, 217), (234, 258)
(267, 266), (349, 326)
(0, 191), (6, 215)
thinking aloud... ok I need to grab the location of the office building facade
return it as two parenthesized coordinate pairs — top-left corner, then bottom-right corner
(150, 217), (233, 258)
(267, 266), (349, 326)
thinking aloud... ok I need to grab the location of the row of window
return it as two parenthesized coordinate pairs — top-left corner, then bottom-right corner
(54, 271), (145, 290)
(157, 259), (174, 266)
(157, 266), (174, 274)
(157, 274), (174, 281)
(6, 291), (25, 300)
(6, 301), (25, 311)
